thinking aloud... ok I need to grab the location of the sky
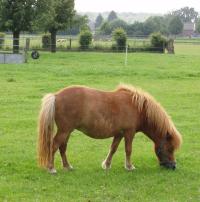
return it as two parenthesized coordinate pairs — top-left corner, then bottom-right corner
(75, 0), (200, 14)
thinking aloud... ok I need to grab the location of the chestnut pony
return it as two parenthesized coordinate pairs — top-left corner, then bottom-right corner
(38, 84), (182, 173)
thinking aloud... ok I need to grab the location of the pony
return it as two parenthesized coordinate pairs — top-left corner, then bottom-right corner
(37, 84), (182, 174)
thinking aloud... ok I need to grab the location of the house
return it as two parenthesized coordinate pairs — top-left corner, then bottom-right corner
(182, 22), (195, 37)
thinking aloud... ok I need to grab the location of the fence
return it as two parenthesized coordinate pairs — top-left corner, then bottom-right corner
(0, 34), (165, 53)
(0, 34), (200, 54)
(0, 37), (27, 63)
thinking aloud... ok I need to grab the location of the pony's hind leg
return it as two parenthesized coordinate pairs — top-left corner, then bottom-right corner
(102, 134), (123, 170)
(48, 131), (69, 174)
(124, 130), (135, 171)
(59, 136), (73, 171)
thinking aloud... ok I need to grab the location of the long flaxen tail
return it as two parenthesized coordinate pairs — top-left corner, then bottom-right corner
(37, 93), (56, 168)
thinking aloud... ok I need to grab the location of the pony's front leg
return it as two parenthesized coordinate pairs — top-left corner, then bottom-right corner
(102, 134), (123, 170)
(124, 130), (135, 171)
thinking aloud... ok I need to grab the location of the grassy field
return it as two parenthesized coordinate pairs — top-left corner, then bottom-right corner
(0, 47), (200, 201)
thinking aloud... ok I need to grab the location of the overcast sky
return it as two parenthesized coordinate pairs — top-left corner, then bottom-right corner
(75, 0), (200, 14)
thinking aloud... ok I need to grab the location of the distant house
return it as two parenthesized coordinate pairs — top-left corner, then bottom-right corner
(182, 22), (195, 37)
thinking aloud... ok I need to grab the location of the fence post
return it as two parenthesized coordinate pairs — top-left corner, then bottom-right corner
(25, 38), (30, 63)
(125, 44), (128, 66)
(162, 41), (165, 53)
(69, 38), (72, 49)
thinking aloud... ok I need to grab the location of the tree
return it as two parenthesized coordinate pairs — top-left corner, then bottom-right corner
(196, 19), (200, 33)
(109, 19), (128, 31)
(143, 18), (157, 35)
(168, 16), (183, 35)
(95, 14), (104, 28)
(40, 0), (75, 52)
(79, 29), (92, 49)
(0, 0), (38, 53)
(98, 19), (127, 35)
(126, 22), (144, 36)
(170, 7), (199, 23)
(112, 28), (127, 50)
(142, 16), (168, 36)
(107, 11), (118, 22)
(99, 22), (112, 35)
(66, 15), (89, 35)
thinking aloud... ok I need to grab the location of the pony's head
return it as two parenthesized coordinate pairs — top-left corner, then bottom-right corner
(154, 130), (182, 170)
(116, 84), (182, 170)
(155, 133), (176, 169)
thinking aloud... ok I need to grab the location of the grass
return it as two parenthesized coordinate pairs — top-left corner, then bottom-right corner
(0, 47), (200, 201)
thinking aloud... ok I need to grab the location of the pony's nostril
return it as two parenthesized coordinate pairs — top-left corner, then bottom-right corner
(160, 162), (176, 170)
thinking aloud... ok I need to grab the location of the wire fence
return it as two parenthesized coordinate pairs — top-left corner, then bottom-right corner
(0, 34), (200, 54)
(0, 35), (164, 53)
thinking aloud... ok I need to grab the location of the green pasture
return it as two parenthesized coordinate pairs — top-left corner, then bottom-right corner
(0, 47), (200, 201)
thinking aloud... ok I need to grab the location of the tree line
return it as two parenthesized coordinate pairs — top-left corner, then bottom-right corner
(95, 7), (200, 36)
(0, 1), (200, 54)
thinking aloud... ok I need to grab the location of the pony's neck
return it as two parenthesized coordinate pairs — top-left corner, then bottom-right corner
(140, 124), (163, 145)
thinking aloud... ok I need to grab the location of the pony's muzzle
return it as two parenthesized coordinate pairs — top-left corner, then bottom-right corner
(160, 161), (176, 170)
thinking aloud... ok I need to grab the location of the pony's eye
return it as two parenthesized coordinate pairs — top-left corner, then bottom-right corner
(168, 147), (173, 153)
(166, 133), (172, 141)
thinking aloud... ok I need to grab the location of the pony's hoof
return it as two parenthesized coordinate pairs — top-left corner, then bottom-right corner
(63, 165), (73, 171)
(102, 160), (111, 170)
(125, 164), (136, 171)
(48, 168), (57, 174)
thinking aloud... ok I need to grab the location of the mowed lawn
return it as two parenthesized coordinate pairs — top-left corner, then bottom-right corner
(0, 48), (200, 201)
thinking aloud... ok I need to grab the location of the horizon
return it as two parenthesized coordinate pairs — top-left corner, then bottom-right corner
(75, 0), (200, 14)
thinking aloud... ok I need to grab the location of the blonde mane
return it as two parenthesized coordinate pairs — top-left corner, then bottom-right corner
(116, 84), (182, 149)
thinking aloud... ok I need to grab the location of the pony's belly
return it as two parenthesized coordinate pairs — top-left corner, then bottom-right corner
(77, 116), (122, 139)
(77, 127), (116, 139)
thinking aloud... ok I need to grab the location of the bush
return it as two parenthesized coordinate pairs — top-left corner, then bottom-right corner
(0, 32), (5, 49)
(112, 28), (127, 50)
(150, 32), (167, 48)
(79, 30), (92, 49)
(42, 34), (51, 49)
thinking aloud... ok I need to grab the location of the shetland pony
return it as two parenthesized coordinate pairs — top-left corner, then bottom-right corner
(37, 84), (182, 174)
